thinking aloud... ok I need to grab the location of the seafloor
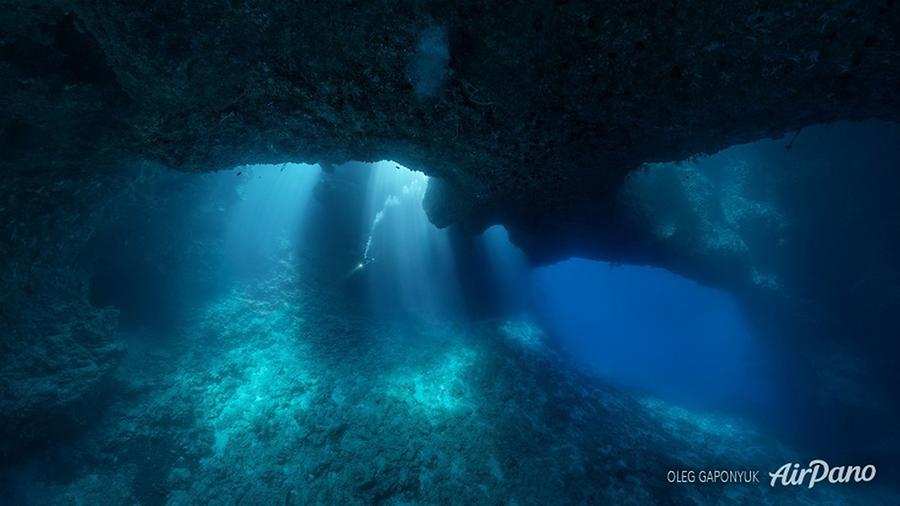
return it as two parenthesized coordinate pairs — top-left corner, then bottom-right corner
(4, 255), (892, 505)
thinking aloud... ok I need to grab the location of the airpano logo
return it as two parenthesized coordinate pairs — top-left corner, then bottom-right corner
(769, 460), (876, 488)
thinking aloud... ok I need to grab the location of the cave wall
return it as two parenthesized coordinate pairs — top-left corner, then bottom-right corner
(0, 165), (136, 462)
(4, 0), (899, 233)
(3, 0), (899, 282)
(617, 121), (900, 457)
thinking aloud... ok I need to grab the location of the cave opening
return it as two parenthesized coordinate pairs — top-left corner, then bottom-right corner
(84, 160), (469, 335)
(530, 258), (776, 417)
(84, 153), (784, 430)
(83, 156), (780, 422)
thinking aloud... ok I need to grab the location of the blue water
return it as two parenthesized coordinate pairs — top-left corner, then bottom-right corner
(223, 163), (321, 277)
(530, 258), (774, 414)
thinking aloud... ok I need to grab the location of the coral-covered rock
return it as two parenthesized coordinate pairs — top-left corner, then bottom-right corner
(0, 287), (122, 461)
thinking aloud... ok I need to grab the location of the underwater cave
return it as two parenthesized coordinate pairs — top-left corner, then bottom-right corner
(2, 2), (900, 504)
